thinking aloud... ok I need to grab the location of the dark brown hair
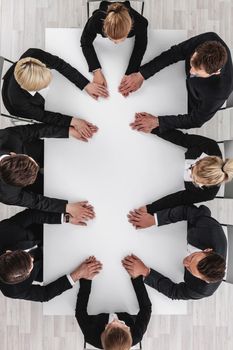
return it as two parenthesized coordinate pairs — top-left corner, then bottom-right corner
(192, 40), (228, 74)
(0, 250), (33, 284)
(197, 252), (226, 283)
(101, 326), (132, 350)
(0, 154), (39, 187)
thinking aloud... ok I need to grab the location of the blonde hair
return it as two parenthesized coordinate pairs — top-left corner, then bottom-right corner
(193, 156), (233, 186)
(101, 327), (132, 350)
(103, 3), (132, 40)
(14, 57), (52, 91)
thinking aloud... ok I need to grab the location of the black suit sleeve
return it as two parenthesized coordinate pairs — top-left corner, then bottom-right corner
(80, 16), (101, 72)
(3, 209), (62, 228)
(21, 275), (72, 302)
(75, 279), (93, 331)
(125, 17), (148, 75)
(139, 32), (221, 80)
(21, 48), (89, 90)
(146, 188), (218, 215)
(130, 276), (152, 344)
(5, 123), (69, 142)
(144, 268), (199, 300)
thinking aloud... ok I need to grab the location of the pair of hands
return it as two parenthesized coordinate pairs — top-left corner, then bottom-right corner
(90, 70), (145, 98)
(128, 206), (156, 229)
(70, 255), (150, 282)
(66, 201), (95, 225)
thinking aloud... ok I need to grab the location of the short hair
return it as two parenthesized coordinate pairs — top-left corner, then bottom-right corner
(103, 3), (132, 40)
(194, 156), (233, 186)
(101, 327), (132, 350)
(0, 154), (39, 187)
(0, 250), (32, 284)
(197, 252), (226, 283)
(192, 40), (228, 74)
(14, 56), (52, 91)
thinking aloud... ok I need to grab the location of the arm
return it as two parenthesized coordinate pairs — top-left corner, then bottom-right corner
(75, 279), (92, 329)
(144, 269), (201, 300)
(131, 276), (152, 344)
(21, 48), (89, 90)
(22, 275), (73, 302)
(125, 18), (148, 75)
(5, 123), (69, 143)
(80, 16), (101, 72)
(146, 188), (218, 215)
(139, 32), (221, 80)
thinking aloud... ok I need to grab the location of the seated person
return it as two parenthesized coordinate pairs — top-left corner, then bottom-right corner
(81, 1), (148, 94)
(0, 123), (95, 222)
(128, 120), (233, 228)
(75, 256), (152, 349)
(2, 48), (107, 137)
(120, 32), (233, 130)
(124, 205), (227, 300)
(0, 209), (101, 301)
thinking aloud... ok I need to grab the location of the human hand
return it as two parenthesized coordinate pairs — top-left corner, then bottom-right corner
(70, 118), (98, 140)
(71, 256), (103, 282)
(118, 72), (144, 96)
(130, 112), (159, 133)
(128, 207), (156, 229)
(66, 201), (95, 223)
(122, 254), (150, 278)
(93, 69), (108, 89)
(84, 82), (109, 100)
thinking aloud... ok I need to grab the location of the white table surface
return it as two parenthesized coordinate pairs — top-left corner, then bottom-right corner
(44, 29), (188, 315)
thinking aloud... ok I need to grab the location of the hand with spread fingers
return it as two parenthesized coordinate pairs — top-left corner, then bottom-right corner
(118, 72), (144, 96)
(122, 254), (150, 279)
(128, 206), (156, 229)
(130, 112), (159, 133)
(71, 256), (103, 282)
(66, 201), (95, 224)
(85, 82), (109, 100)
(70, 118), (98, 141)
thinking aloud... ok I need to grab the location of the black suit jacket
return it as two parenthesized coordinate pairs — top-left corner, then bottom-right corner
(140, 32), (233, 131)
(81, 1), (148, 75)
(146, 129), (221, 214)
(2, 48), (89, 126)
(144, 205), (227, 300)
(0, 123), (68, 212)
(75, 277), (152, 349)
(0, 209), (72, 301)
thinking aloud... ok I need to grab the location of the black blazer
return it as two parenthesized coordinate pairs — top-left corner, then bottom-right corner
(0, 123), (68, 212)
(81, 1), (148, 75)
(140, 32), (233, 131)
(0, 209), (72, 301)
(2, 48), (90, 126)
(144, 204), (227, 300)
(75, 277), (152, 349)
(144, 205), (227, 300)
(146, 129), (221, 215)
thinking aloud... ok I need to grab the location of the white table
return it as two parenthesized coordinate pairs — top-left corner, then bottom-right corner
(44, 29), (188, 315)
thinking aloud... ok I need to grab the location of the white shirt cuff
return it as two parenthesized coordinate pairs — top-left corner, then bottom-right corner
(154, 213), (158, 226)
(66, 274), (76, 286)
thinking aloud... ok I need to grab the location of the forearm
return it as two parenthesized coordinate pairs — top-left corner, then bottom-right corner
(20, 191), (68, 213)
(125, 33), (148, 75)
(75, 279), (92, 324)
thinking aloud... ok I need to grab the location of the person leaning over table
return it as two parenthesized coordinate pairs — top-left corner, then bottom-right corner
(128, 121), (233, 228)
(0, 123), (95, 222)
(81, 1), (148, 95)
(124, 205), (227, 300)
(120, 32), (233, 130)
(75, 256), (152, 350)
(0, 209), (101, 301)
(2, 48), (108, 140)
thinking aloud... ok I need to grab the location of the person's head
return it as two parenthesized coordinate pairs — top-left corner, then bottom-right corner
(101, 319), (132, 350)
(14, 57), (52, 91)
(191, 156), (233, 187)
(183, 249), (226, 283)
(190, 40), (228, 77)
(0, 154), (39, 187)
(103, 3), (133, 44)
(0, 250), (34, 284)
